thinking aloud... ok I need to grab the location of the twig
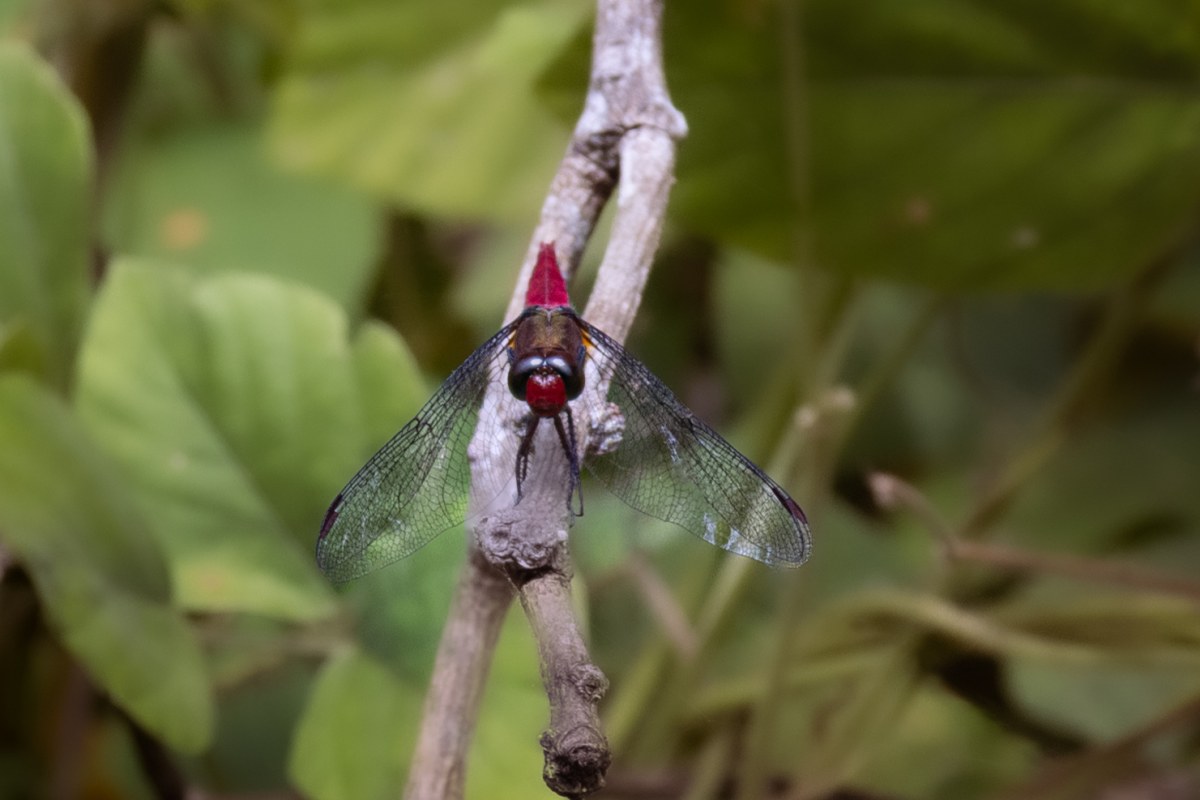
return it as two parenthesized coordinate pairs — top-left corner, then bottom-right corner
(404, 551), (514, 800)
(119, 706), (187, 800)
(870, 472), (1200, 604)
(50, 664), (91, 800)
(625, 552), (699, 661)
(992, 692), (1200, 800)
(948, 540), (1200, 605)
(405, 2), (685, 797)
(521, 569), (612, 796)
(867, 472), (956, 545)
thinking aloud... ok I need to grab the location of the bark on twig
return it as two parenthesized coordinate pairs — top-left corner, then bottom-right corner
(405, 551), (515, 800)
(405, 1), (685, 798)
(522, 570), (612, 796)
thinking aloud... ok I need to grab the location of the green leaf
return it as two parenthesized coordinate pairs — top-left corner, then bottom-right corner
(268, 0), (587, 222)
(857, 682), (1034, 799)
(103, 121), (380, 313)
(785, 646), (922, 789)
(75, 259), (426, 619)
(0, 317), (45, 377)
(210, 671), (316, 790)
(0, 43), (91, 388)
(0, 1), (37, 37)
(1008, 400), (1200, 553)
(1009, 661), (1200, 742)
(541, 0), (1200, 291)
(352, 320), (432, 449)
(0, 376), (213, 752)
(291, 612), (550, 800)
(466, 612), (553, 800)
(289, 647), (421, 800)
(801, 80), (1200, 291)
(994, 581), (1200, 741)
(340, 533), (465, 683)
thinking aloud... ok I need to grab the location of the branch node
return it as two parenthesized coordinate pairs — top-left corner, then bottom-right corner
(476, 513), (569, 574)
(570, 664), (610, 703)
(570, 130), (624, 183)
(540, 724), (613, 798)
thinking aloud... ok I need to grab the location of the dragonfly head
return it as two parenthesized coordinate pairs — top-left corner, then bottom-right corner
(509, 353), (583, 416)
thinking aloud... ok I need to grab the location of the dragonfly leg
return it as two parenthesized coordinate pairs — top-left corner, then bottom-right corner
(554, 407), (584, 516)
(515, 416), (540, 504)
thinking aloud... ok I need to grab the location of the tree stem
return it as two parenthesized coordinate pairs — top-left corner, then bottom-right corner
(405, 1), (685, 796)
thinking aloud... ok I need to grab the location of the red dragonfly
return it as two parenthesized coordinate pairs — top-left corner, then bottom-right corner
(317, 244), (811, 583)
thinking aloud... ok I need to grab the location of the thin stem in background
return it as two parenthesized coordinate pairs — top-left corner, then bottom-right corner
(872, 472), (1200, 605)
(958, 262), (1164, 540)
(991, 693), (1200, 800)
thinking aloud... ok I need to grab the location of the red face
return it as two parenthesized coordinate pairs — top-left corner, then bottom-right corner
(507, 309), (586, 417)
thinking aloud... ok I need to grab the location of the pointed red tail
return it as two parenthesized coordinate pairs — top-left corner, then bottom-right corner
(525, 242), (571, 308)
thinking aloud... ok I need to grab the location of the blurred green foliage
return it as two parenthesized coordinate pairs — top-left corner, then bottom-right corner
(1, 1), (1199, 799)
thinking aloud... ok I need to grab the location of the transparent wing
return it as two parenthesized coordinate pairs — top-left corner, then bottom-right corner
(579, 320), (811, 567)
(316, 321), (518, 583)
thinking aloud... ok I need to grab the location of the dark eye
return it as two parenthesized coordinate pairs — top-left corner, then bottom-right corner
(545, 354), (584, 400)
(508, 355), (544, 400)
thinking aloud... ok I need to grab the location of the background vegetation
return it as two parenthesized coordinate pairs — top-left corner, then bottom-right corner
(2, 1), (1199, 798)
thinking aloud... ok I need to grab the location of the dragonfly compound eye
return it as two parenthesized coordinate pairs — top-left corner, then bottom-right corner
(508, 355), (544, 400)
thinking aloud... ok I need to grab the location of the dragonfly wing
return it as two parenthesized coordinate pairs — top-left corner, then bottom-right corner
(316, 322), (518, 583)
(580, 321), (811, 567)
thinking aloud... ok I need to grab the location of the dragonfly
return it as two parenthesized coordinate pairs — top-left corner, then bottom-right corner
(317, 243), (811, 583)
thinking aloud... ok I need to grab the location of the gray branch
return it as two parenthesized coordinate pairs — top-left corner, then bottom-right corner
(405, 1), (684, 797)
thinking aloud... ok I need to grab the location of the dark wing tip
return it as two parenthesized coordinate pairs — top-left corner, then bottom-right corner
(771, 485), (812, 567)
(773, 487), (808, 526)
(318, 494), (343, 540)
(316, 495), (344, 573)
